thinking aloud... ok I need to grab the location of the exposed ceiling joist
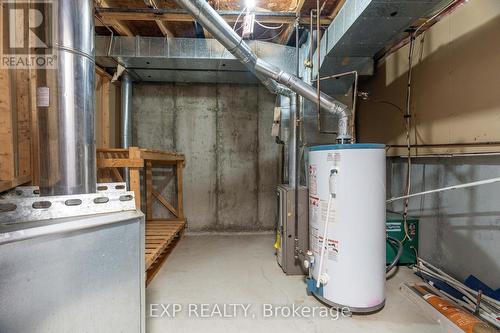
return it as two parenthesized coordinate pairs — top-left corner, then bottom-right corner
(156, 20), (174, 37)
(111, 20), (134, 36)
(278, 0), (306, 44)
(295, 0), (307, 13)
(95, 8), (332, 26)
(327, 0), (346, 19)
(277, 23), (296, 44)
(144, 0), (175, 37)
(95, 0), (134, 36)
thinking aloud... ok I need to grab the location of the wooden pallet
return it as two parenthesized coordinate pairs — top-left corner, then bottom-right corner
(145, 219), (186, 285)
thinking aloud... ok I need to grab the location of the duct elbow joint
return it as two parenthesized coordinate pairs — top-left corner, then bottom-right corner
(334, 105), (352, 142)
(277, 85), (293, 97)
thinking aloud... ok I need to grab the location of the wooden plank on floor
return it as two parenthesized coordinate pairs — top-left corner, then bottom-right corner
(146, 232), (183, 286)
(144, 219), (186, 274)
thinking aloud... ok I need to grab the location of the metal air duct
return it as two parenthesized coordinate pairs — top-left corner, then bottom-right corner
(288, 94), (297, 188)
(172, 0), (352, 140)
(121, 72), (133, 187)
(121, 72), (133, 150)
(38, 0), (96, 195)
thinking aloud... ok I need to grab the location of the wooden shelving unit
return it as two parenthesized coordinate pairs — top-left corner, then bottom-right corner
(97, 147), (186, 284)
(0, 68), (34, 193)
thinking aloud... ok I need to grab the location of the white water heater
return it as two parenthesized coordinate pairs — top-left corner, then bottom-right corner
(306, 144), (386, 313)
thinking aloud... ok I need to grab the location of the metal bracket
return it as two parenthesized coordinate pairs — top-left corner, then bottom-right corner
(0, 183), (136, 224)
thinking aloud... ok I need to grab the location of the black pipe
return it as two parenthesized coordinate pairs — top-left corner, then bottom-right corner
(386, 236), (403, 273)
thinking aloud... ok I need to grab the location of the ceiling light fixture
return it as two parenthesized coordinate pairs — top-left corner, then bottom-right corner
(245, 0), (256, 10)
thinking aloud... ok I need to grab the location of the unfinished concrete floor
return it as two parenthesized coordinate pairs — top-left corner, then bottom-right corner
(147, 234), (440, 333)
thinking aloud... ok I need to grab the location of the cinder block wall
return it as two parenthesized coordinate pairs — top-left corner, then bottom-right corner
(132, 83), (279, 232)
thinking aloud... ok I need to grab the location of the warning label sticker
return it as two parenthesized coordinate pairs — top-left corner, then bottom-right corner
(316, 235), (325, 256)
(314, 236), (339, 261)
(386, 222), (402, 233)
(311, 227), (319, 254)
(327, 152), (341, 166)
(310, 196), (320, 227)
(320, 199), (336, 224)
(327, 239), (339, 261)
(309, 165), (317, 196)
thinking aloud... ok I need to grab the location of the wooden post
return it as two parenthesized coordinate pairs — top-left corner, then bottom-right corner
(0, 69), (15, 182)
(145, 161), (153, 219)
(129, 147), (142, 209)
(29, 68), (40, 186)
(15, 69), (32, 178)
(176, 161), (184, 218)
(100, 78), (110, 148)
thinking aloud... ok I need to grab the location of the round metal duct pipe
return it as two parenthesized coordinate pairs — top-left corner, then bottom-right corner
(172, 0), (352, 140)
(121, 72), (133, 150)
(38, 0), (96, 196)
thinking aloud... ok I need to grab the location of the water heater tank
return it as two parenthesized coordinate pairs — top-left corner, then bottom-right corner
(307, 144), (386, 313)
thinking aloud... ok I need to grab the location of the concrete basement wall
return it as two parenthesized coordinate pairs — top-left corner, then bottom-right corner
(132, 83), (279, 232)
(357, 0), (500, 156)
(358, 0), (500, 287)
(387, 156), (500, 288)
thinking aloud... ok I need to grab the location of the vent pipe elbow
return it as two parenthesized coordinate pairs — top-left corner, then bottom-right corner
(173, 0), (352, 140)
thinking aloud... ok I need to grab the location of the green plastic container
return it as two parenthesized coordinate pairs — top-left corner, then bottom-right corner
(386, 213), (418, 265)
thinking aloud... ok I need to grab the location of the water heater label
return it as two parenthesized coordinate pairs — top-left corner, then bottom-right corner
(311, 227), (319, 254)
(320, 200), (336, 224)
(327, 152), (341, 166)
(327, 239), (339, 261)
(310, 196), (320, 228)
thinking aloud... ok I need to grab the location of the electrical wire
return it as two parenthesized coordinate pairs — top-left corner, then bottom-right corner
(94, 15), (114, 56)
(386, 176), (500, 203)
(414, 258), (500, 328)
(255, 20), (284, 30)
(386, 236), (403, 273)
(400, 0), (460, 244)
(417, 266), (499, 320)
(216, 6), (246, 74)
(257, 28), (287, 41)
(361, 95), (411, 243)
(401, 30), (414, 244)
(232, 7), (247, 31)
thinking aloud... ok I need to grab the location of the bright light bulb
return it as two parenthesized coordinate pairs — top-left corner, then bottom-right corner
(245, 0), (256, 9)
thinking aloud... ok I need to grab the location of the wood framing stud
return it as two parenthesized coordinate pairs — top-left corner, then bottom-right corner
(128, 147), (142, 209)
